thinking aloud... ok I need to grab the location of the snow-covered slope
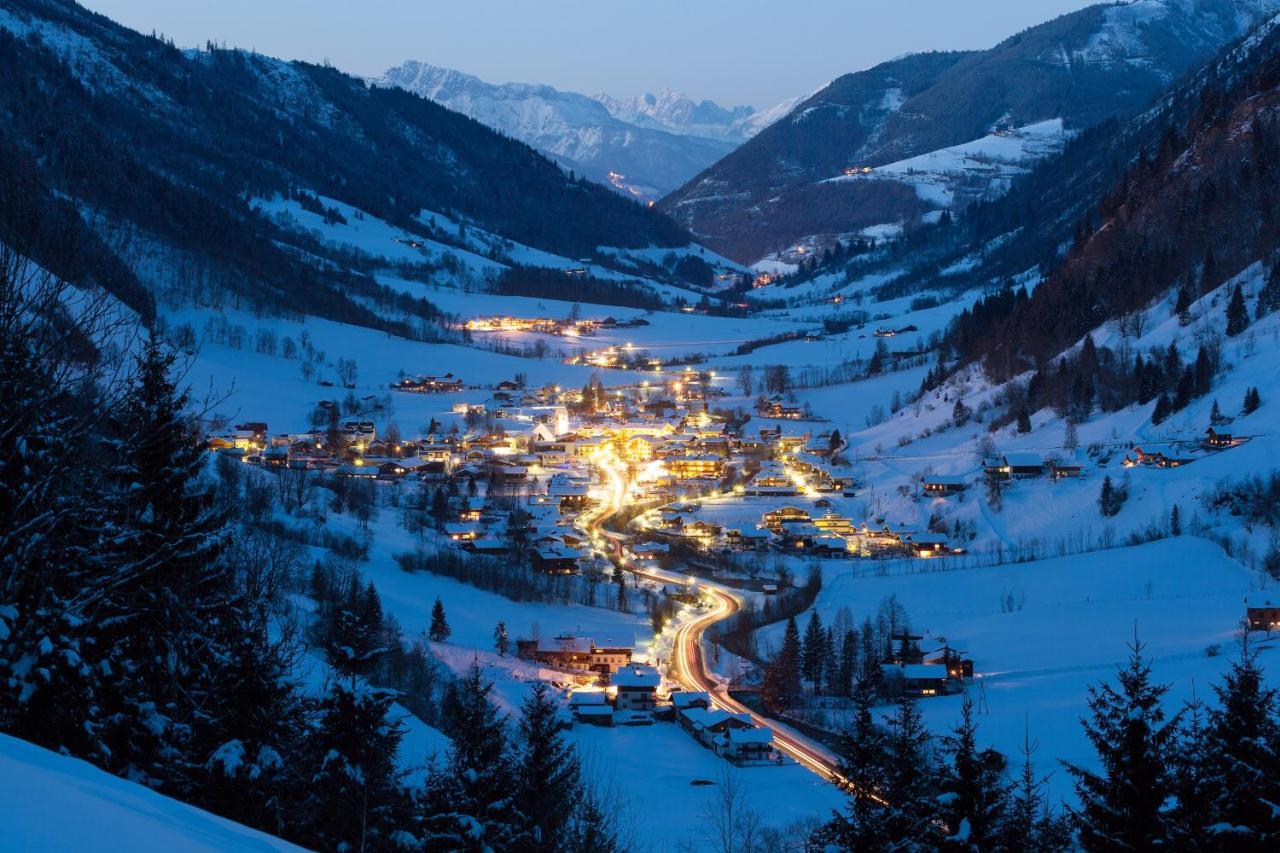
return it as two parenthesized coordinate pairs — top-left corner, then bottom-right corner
(0, 734), (301, 851)
(374, 61), (794, 200)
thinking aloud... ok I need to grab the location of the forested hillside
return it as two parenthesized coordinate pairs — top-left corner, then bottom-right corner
(662, 0), (1280, 262)
(0, 0), (689, 324)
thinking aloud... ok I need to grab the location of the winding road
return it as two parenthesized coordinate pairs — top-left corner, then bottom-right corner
(579, 447), (850, 786)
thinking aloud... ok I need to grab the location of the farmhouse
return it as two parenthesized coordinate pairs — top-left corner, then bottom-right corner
(1247, 603), (1280, 632)
(986, 452), (1045, 479)
(716, 727), (775, 764)
(612, 664), (660, 711)
(922, 475), (967, 496)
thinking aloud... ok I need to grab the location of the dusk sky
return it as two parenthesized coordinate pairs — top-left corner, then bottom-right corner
(83, 0), (1100, 107)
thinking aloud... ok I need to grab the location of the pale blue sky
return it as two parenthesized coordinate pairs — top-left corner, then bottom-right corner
(83, 0), (1100, 107)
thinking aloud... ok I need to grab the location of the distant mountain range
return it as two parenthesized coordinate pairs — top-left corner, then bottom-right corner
(374, 61), (801, 200)
(660, 0), (1280, 262)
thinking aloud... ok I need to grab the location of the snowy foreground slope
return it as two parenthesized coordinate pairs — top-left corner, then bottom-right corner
(0, 734), (301, 852)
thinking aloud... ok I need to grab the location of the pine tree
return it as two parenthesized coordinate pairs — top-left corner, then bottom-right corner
(1226, 284), (1249, 336)
(516, 682), (581, 851)
(494, 621), (510, 656)
(1066, 638), (1182, 850)
(322, 578), (388, 679)
(1017, 408), (1032, 434)
(1175, 283), (1194, 325)
(816, 680), (892, 849)
(429, 597), (451, 642)
(802, 610), (826, 694)
(1002, 720), (1070, 852)
(1152, 392), (1172, 425)
(1170, 504), (1182, 537)
(762, 616), (803, 711)
(1244, 386), (1262, 415)
(305, 680), (408, 851)
(1202, 642), (1280, 845)
(883, 693), (941, 847)
(424, 662), (526, 850)
(938, 695), (1008, 849)
(1258, 263), (1280, 317)
(1210, 399), (1224, 426)
(1099, 476), (1119, 517)
(101, 332), (229, 781)
(823, 627), (840, 698)
(1167, 692), (1214, 850)
(837, 629), (859, 698)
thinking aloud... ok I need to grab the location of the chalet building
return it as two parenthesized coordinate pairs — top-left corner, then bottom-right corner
(810, 535), (850, 558)
(903, 532), (950, 557)
(758, 396), (803, 419)
(667, 454), (725, 480)
(518, 636), (633, 674)
(717, 727), (775, 764)
(1247, 603), (1280, 632)
(1126, 447), (1191, 468)
(679, 707), (753, 747)
(922, 475), (967, 496)
(1049, 461), (1084, 479)
(986, 452), (1045, 479)
(547, 473), (591, 511)
(881, 663), (957, 697)
(1205, 427), (1240, 449)
(396, 374), (463, 393)
(723, 526), (771, 551)
(462, 538), (508, 556)
(532, 545), (581, 574)
(762, 506), (811, 533)
(813, 511), (855, 535)
(612, 665), (660, 711)
(670, 691), (711, 712)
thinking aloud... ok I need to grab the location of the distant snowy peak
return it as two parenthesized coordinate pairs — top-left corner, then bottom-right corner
(374, 60), (801, 198)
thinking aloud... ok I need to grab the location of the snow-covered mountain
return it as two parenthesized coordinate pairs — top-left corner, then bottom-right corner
(374, 61), (794, 199)
(662, 0), (1280, 262)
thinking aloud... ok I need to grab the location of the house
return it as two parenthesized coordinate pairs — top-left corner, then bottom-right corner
(611, 664), (660, 711)
(679, 707), (754, 746)
(630, 541), (670, 561)
(670, 691), (711, 712)
(573, 705), (614, 727)
(662, 583), (700, 604)
(568, 690), (609, 712)
(532, 545), (581, 574)
(724, 526), (771, 551)
(1002, 452), (1045, 478)
(547, 473), (591, 511)
(1049, 461), (1084, 479)
(810, 535), (850, 558)
(922, 475), (967, 496)
(762, 506), (811, 533)
(517, 637), (633, 673)
(666, 454), (725, 481)
(1127, 447), (1191, 468)
(903, 532), (949, 557)
(717, 727), (776, 764)
(1205, 427), (1239, 449)
(1247, 603), (1280, 632)
(881, 663), (956, 697)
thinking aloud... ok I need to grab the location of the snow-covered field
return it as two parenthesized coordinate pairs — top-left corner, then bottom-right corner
(0, 734), (302, 852)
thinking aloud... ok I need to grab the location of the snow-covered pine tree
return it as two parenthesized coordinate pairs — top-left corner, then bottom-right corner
(1202, 641), (1280, 845)
(98, 331), (228, 783)
(882, 693), (942, 849)
(304, 679), (410, 850)
(1167, 691), (1214, 850)
(815, 680), (891, 849)
(1066, 638), (1182, 850)
(516, 682), (581, 851)
(937, 695), (1008, 850)
(423, 662), (526, 850)
(0, 252), (110, 761)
